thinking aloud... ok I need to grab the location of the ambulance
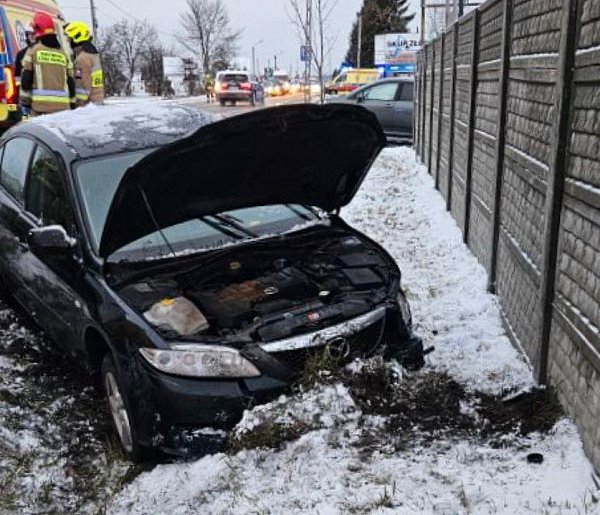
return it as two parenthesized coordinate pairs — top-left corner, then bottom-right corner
(0, 0), (68, 127)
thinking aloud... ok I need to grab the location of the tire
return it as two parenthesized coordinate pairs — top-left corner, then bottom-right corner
(231, 100), (237, 106)
(219, 99), (225, 106)
(101, 354), (147, 461)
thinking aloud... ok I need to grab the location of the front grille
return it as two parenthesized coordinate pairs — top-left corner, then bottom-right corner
(270, 317), (386, 373)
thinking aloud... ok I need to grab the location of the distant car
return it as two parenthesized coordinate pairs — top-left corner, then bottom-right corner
(0, 103), (424, 459)
(326, 78), (414, 144)
(215, 70), (265, 106)
(324, 68), (381, 95)
(264, 79), (284, 97)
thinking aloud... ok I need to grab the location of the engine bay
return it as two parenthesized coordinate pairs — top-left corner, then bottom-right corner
(118, 229), (396, 343)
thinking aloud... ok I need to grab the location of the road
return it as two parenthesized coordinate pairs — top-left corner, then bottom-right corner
(184, 92), (306, 117)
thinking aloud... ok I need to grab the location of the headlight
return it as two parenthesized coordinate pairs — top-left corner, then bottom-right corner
(139, 345), (261, 378)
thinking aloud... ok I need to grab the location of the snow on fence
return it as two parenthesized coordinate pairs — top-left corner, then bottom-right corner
(415, 0), (600, 470)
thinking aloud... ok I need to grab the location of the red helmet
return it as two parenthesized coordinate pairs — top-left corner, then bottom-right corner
(32, 11), (56, 39)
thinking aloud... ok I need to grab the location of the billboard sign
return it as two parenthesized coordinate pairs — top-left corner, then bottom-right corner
(374, 33), (420, 73)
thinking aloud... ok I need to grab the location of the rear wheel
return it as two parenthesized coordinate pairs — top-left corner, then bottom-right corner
(231, 100), (237, 106)
(219, 98), (226, 106)
(102, 354), (146, 461)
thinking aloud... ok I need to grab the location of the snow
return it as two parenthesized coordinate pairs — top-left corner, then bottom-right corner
(29, 102), (215, 157)
(108, 147), (597, 514)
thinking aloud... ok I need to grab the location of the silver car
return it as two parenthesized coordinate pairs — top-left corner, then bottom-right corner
(326, 78), (414, 145)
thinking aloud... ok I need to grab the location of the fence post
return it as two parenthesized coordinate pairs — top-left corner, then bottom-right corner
(446, 23), (459, 210)
(420, 45), (429, 163)
(427, 43), (436, 174)
(537, 0), (579, 385)
(463, 11), (480, 243)
(488, 0), (513, 293)
(414, 54), (421, 156)
(435, 34), (446, 189)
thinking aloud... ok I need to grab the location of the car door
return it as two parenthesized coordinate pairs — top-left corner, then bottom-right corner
(9, 142), (87, 352)
(391, 81), (414, 139)
(0, 137), (36, 296)
(356, 82), (400, 132)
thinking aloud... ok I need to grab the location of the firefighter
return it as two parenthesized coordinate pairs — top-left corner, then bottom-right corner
(204, 73), (215, 103)
(64, 21), (104, 106)
(14, 24), (36, 118)
(20, 11), (76, 116)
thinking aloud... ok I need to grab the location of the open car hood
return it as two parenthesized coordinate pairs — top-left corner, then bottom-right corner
(99, 104), (385, 258)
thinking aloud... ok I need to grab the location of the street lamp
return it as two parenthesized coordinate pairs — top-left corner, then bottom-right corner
(252, 40), (263, 77)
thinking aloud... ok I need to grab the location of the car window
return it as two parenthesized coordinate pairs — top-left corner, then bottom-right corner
(75, 150), (152, 249)
(0, 138), (35, 203)
(26, 145), (76, 234)
(397, 82), (414, 101)
(335, 73), (346, 84)
(222, 74), (249, 82)
(364, 83), (399, 102)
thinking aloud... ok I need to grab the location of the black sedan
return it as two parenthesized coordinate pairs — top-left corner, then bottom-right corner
(326, 77), (414, 145)
(0, 103), (424, 459)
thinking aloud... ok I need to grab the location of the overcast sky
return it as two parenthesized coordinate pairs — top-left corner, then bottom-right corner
(62, 0), (420, 73)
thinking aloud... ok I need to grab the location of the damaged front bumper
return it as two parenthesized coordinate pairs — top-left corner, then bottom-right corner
(126, 304), (425, 455)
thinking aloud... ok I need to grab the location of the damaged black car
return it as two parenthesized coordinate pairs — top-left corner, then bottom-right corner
(0, 103), (424, 459)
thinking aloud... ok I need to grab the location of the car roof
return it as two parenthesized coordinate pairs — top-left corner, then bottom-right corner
(218, 70), (250, 75)
(7, 103), (215, 160)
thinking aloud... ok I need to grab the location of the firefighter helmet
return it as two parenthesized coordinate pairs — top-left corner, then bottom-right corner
(32, 11), (56, 39)
(64, 21), (91, 45)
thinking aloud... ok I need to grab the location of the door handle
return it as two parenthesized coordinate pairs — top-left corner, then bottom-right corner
(385, 103), (394, 108)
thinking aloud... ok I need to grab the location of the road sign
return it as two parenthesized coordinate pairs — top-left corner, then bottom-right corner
(300, 45), (310, 62)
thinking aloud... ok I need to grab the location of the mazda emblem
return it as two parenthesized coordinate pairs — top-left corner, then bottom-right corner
(325, 337), (351, 360)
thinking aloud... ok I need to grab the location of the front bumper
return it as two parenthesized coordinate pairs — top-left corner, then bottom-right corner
(124, 304), (423, 453)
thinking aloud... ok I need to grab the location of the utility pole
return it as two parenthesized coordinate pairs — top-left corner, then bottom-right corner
(304, 0), (312, 103)
(356, 11), (363, 68)
(274, 54), (278, 70)
(420, 0), (426, 44)
(89, 0), (99, 36)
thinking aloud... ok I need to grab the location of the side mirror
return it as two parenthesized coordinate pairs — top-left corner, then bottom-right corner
(356, 94), (366, 103)
(28, 226), (76, 254)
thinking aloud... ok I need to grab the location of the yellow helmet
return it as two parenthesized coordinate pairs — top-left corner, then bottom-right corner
(64, 21), (91, 44)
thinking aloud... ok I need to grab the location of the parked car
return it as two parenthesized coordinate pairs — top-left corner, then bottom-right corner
(326, 78), (414, 144)
(0, 103), (424, 459)
(215, 70), (265, 106)
(0, 0), (69, 129)
(324, 68), (381, 95)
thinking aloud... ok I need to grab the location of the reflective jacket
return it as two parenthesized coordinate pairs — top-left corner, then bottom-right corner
(20, 37), (76, 115)
(74, 42), (104, 106)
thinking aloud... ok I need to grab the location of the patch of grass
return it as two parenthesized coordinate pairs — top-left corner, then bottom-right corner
(227, 417), (312, 454)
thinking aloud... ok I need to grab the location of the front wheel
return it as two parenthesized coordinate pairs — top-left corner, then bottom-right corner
(102, 354), (146, 461)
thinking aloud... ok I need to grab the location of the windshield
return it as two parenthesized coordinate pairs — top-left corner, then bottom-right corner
(75, 152), (320, 261)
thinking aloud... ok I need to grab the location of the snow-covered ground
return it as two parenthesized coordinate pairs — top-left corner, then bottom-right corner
(105, 147), (598, 514)
(0, 144), (597, 514)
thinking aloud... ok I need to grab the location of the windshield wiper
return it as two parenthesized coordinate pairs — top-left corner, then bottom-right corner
(212, 214), (258, 238)
(201, 216), (247, 240)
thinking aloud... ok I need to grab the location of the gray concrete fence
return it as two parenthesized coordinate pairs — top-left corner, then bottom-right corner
(415, 0), (600, 470)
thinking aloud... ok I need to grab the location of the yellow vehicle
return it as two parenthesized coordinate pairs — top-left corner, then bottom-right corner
(0, 0), (68, 127)
(325, 68), (381, 95)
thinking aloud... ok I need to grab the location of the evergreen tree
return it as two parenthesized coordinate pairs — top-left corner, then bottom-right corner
(345, 0), (415, 68)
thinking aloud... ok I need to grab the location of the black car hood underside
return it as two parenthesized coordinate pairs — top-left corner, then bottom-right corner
(99, 104), (385, 258)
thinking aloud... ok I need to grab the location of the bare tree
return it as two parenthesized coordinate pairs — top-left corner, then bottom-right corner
(179, 0), (241, 74)
(141, 45), (165, 96)
(109, 20), (158, 95)
(288, 0), (340, 103)
(97, 29), (127, 96)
